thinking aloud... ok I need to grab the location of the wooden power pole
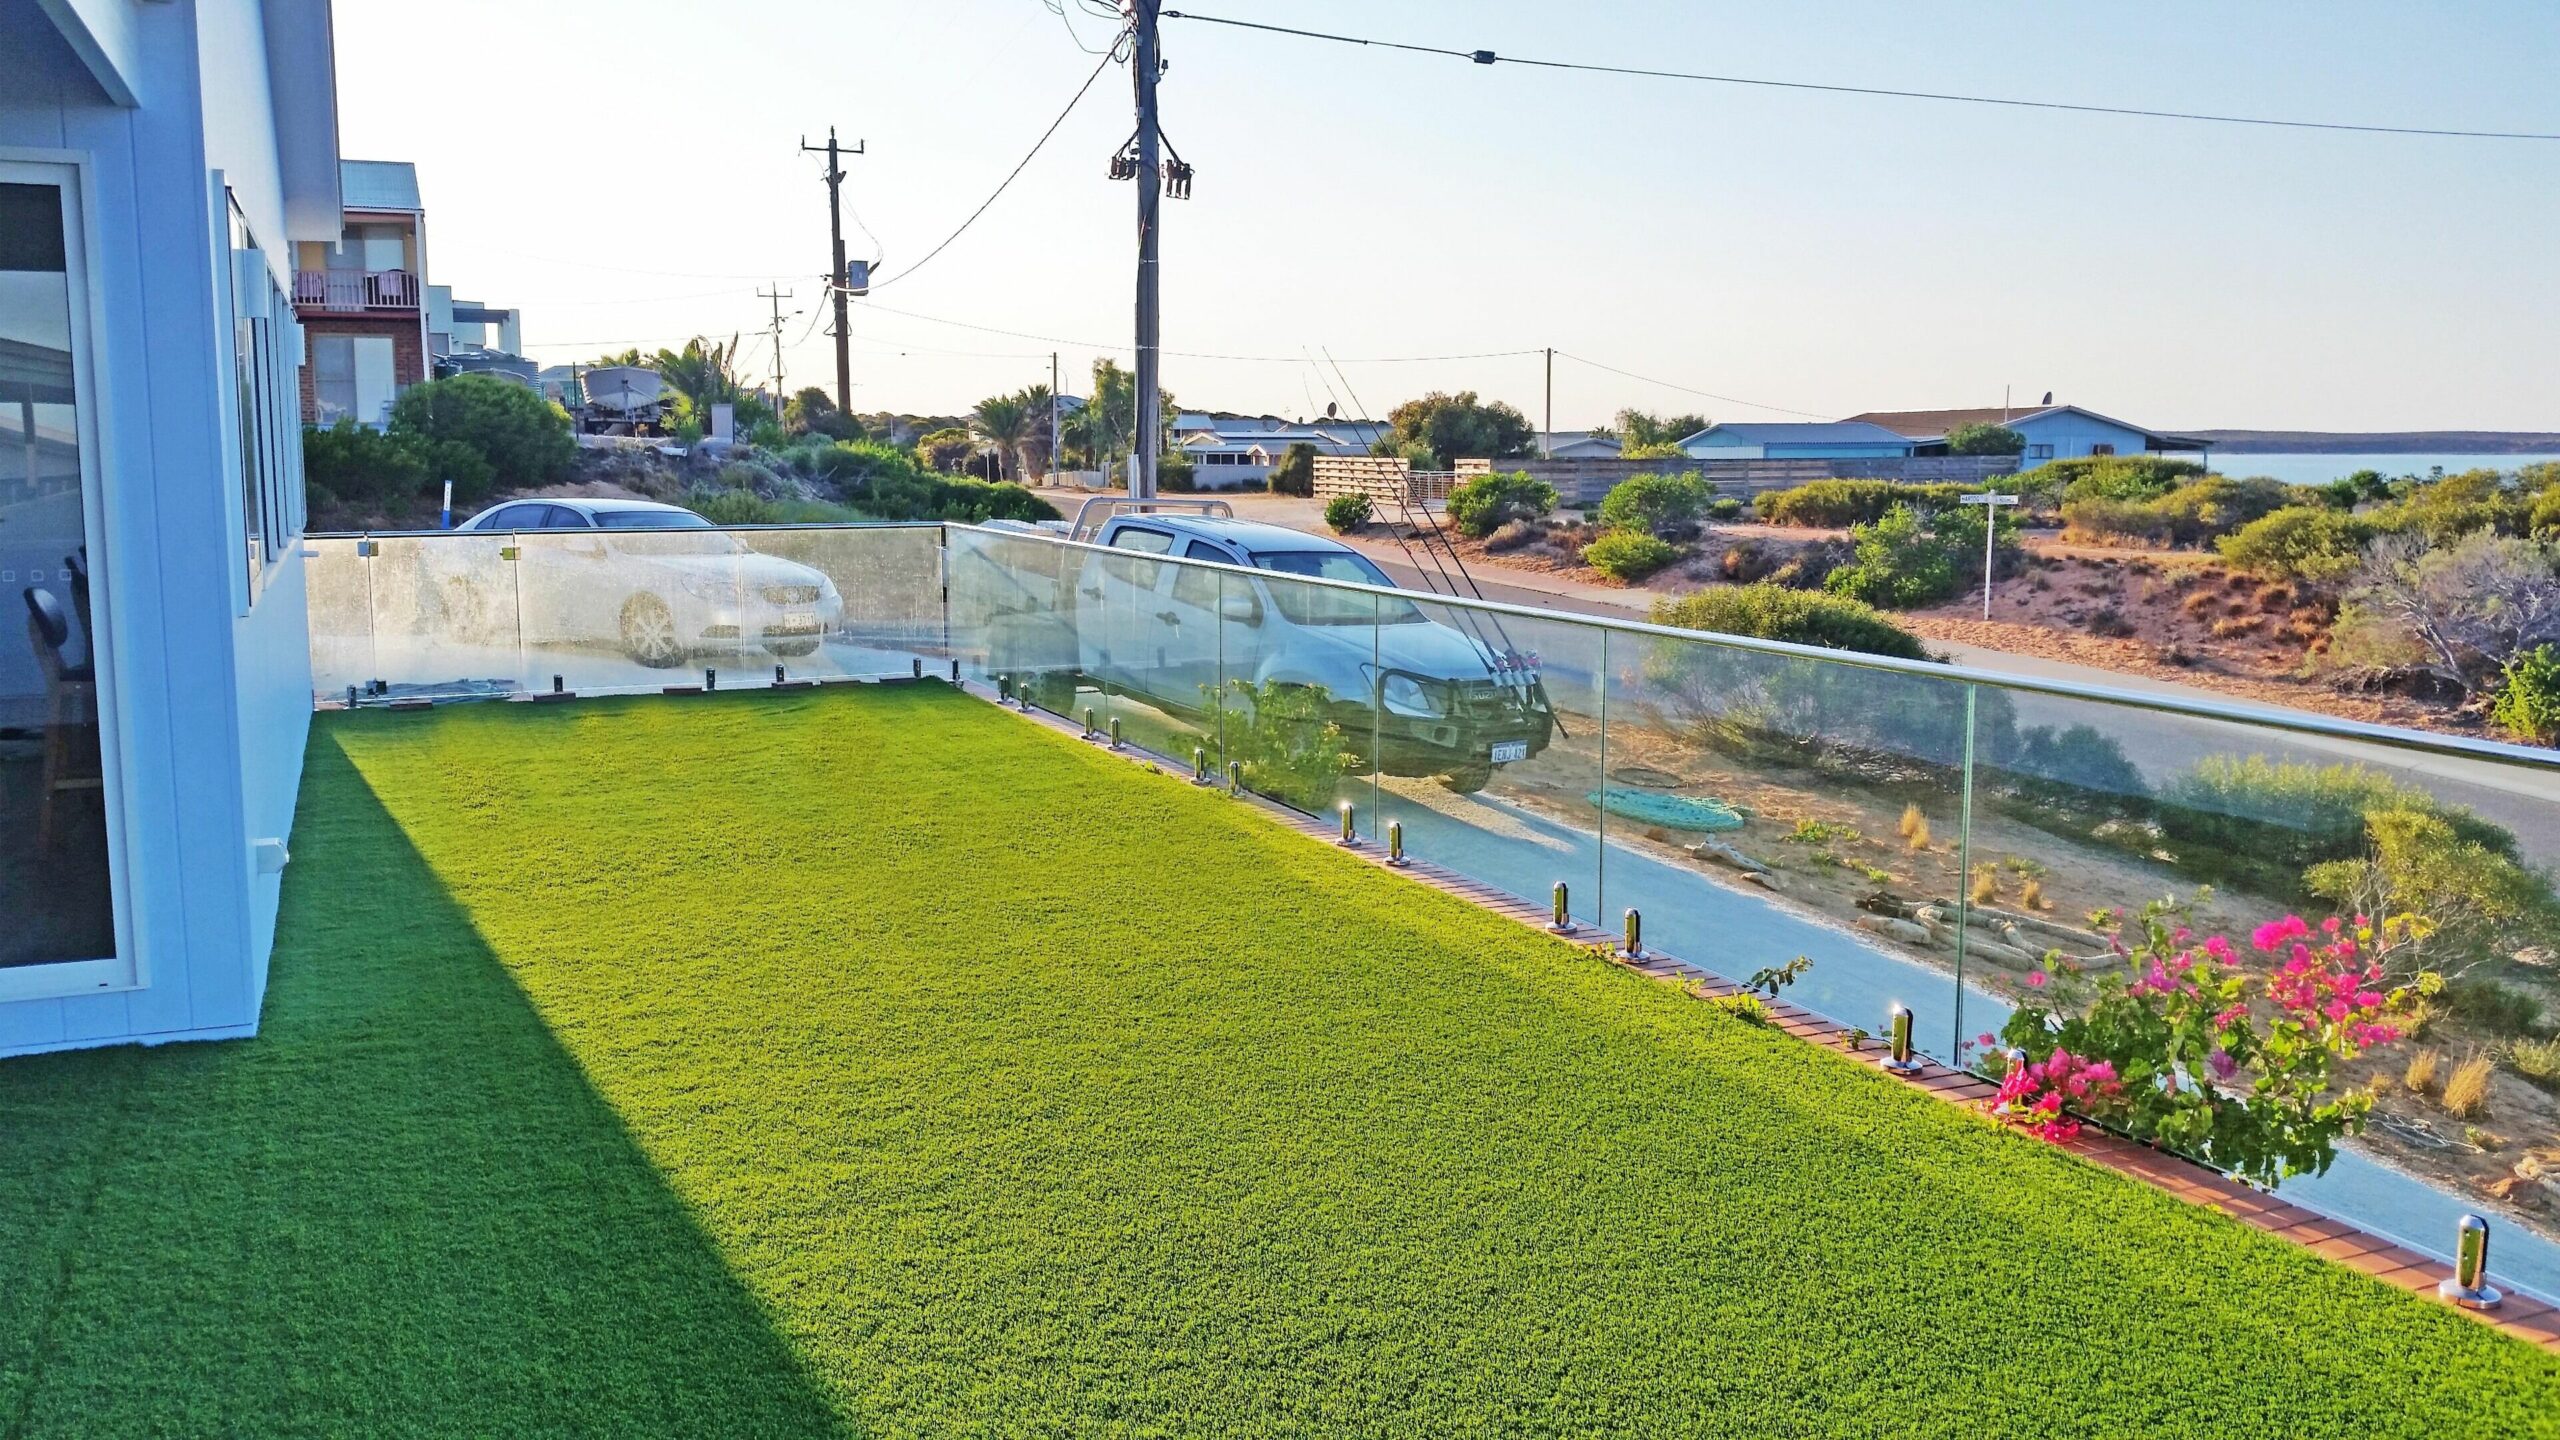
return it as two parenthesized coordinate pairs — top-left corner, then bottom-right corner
(799, 127), (863, 413)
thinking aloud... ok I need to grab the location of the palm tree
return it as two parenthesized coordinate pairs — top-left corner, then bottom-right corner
(1018, 384), (1056, 481)
(970, 391), (1034, 482)
(651, 335), (745, 411)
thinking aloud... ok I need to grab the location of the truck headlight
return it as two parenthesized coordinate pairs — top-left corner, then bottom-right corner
(1380, 674), (1443, 718)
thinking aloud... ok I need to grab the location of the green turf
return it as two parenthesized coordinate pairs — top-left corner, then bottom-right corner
(2, 683), (2553, 1438)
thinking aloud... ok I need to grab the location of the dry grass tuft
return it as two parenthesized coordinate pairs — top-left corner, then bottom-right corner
(2442, 1054), (2495, 1119)
(1900, 805), (1931, 852)
(1970, 865), (2000, 906)
(2405, 1049), (2443, 1095)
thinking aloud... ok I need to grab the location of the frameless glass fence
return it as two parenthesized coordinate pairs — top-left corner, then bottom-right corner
(308, 523), (944, 702)
(310, 519), (2560, 1301)
(933, 524), (2560, 1302)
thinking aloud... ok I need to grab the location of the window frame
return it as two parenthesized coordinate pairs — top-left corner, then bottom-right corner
(0, 151), (140, 1002)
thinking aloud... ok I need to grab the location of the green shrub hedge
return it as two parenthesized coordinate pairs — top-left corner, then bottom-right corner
(1753, 479), (1966, 527)
(2062, 475), (2299, 548)
(1596, 470), (1710, 537)
(1581, 529), (1680, 581)
(1649, 584), (1928, 659)
(1445, 471), (1557, 538)
(2217, 505), (2379, 582)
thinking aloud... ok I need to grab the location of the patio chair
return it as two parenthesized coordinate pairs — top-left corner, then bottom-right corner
(22, 586), (100, 849)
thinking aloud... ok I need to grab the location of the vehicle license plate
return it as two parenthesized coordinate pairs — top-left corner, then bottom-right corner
(1490, 741), (1529, 764)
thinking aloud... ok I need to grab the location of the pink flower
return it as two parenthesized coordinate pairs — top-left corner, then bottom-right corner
(2353, 990), (2384, 1010)
(2203, 935), (2237, 965)
(2252, 915), (2311, 952)
(2025, 971), (2047, 989)
(2213, 1004), (2249, 1029)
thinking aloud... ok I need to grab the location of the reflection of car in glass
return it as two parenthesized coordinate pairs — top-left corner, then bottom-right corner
(1052, 515), (1554, 792)
(455, 499), (843, 667)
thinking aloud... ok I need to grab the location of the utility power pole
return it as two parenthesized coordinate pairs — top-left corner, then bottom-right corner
(799, 127), (863, 413)
(758, 283), (794, 406)
(1130, 0), (1163, 498)
(1543, 347), (1554, 458)
(1050, 351), (1061, 488)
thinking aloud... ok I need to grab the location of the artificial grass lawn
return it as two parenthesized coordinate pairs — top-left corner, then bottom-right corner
(2, 684), (2553, 1438)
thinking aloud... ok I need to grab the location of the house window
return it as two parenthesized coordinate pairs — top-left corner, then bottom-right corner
(2027, 443), (2054, 461)
(308, 334), (397, 428)
(228, 196), (307, 598)
(0, 167), (119, 980)
(2089, 443), (2116, 456)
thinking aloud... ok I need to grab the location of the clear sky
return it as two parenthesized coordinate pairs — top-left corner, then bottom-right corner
(332, 1), (2560, 431)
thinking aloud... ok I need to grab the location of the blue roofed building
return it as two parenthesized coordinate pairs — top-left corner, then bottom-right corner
(1848, 405), (2208, 469)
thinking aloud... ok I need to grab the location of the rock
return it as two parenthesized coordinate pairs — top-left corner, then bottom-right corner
(1740, 871), (1786, 893)
(1690, 839), (1777, 873)
(1857, 914), (1934, 945)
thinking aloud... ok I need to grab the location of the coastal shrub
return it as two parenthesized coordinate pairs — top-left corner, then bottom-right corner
(1582, 529), (1680, 581)
(1445, 470), (1556, 538)
(301, 420), (433, 509)
(2306, 808), (2560, 971)
(1824, 504), (1961, 608)
(1754, 479), (1965, 528)
(2493, 644), (2560, 744)
(2217, 506), (2379, 584)
(2161, 755), (2518, 901)
(2042, 455), (2207, 505)
(1323, 493), (1373, 532)
(792, 439), (1056, 524)
(387, 373), (573, 502)
(2064, 476), (2298, 549)
(1596, 470), (1710, 538)
(1708, 495), (1744, 521)
(1218, 677), (1353, 810)
(1650, 585), (1927, 659)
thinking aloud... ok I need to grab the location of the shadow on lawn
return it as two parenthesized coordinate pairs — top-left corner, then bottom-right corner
(0, 736), (851, 1438)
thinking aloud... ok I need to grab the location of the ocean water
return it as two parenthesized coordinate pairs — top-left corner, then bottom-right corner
(2207, 452), (2560, 486)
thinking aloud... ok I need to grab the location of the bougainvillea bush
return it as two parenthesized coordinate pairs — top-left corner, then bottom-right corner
(1988, 900), (2435, 1187)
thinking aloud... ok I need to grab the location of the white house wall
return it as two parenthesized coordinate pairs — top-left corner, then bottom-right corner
(0, 0), (317, 1055)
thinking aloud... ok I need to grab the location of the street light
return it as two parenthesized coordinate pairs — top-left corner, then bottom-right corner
(1959, 490), (2021, 621)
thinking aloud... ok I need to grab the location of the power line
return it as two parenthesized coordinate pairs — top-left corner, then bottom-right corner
(1552, 351), (1837, 421)
(845, 295), (1546, 365)
(1042, 0), (1117, 55)
(1162, 10), (2560, 142)
(871, 39), (1127, 292)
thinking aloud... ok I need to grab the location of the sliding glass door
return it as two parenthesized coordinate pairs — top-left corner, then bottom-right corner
(0, 163), (120, 985)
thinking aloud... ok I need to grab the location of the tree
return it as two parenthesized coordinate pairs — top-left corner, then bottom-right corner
(969, 391), (1036, 482)
(1613, 409), (1708, 449)
(1017, 384), (1055, 479)
(1375, 391), (1534, 469)
(785, 386), (863, 441)
(917, 427), (981, 475)
(2347, 531), (2560, 697)
(649, 336), (746, 412)
(1064, 358), (1173, 478)
(1267, 441), (1318, 498)
(1944, 423), (2026, 457)
(583, 348), (643, 369)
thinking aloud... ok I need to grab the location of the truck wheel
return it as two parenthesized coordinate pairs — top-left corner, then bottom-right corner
(1438, 761), (1494, 795)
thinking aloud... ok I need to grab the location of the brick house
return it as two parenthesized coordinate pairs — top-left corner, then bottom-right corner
(292, 159), (429, 425)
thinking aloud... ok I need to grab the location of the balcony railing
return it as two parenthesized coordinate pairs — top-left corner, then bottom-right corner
(291, 268), (420, 312)
(303, 519), (2560, 1305)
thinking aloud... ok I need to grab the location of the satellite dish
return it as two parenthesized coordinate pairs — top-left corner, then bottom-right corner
(1325, 401), (1338, 419)
(2041, 391), (2054, 405)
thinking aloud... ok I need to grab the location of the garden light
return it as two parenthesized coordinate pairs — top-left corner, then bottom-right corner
(1884, 1004), (1924, 1074)
(1338, 801), (1358, 846)
(2439, 1214), (2504, 1310)
(1386, 820), (1407, 866)
(1108, 716), (1123, 750)
(1993, 1047), (2028, 1114)
(1550, 881), (1573, 932)
(1621, 907), (1644, 959)
(1192, 746), (1213, 785)
(1227, 759), (1243, 793)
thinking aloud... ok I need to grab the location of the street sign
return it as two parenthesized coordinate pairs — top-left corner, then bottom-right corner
(1959, 491), (2021, 620)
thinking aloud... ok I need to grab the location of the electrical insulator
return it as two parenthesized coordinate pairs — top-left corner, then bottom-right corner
(1163, 160), (1194, 199)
